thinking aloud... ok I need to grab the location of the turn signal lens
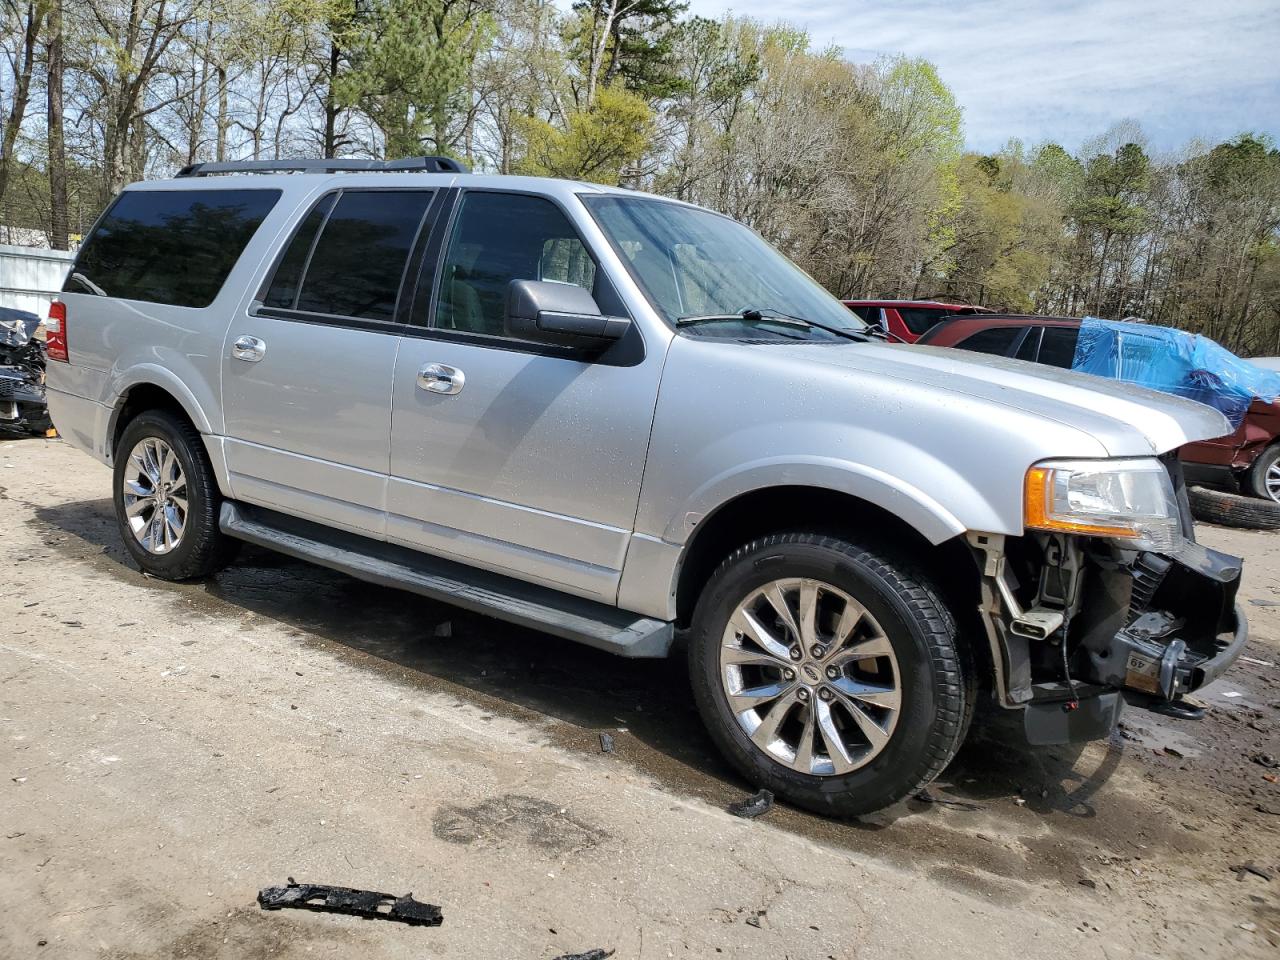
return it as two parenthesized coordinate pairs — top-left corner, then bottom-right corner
(1024, 459), (1180, 552)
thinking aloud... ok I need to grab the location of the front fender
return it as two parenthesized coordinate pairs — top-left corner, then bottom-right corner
(664, 455), (969, 546)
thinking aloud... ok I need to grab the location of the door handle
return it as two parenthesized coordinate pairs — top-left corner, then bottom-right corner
(232, 335), (266, 362)
(417, 362), (465, 395)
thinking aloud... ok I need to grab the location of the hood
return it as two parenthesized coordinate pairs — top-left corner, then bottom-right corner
(771, 341), (1232, 457)
(0, 308), (40, 350)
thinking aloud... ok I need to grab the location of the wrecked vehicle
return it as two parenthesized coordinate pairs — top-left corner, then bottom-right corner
(0, 306), (51, 436)
(45, 157), (1246, 816)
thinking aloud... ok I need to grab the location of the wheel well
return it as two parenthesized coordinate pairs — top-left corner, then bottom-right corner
(110, 384), (193, 459)
(673, 486), (989, 680)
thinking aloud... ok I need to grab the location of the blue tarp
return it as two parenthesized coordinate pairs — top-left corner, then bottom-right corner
(1071, 317), (1280, 428)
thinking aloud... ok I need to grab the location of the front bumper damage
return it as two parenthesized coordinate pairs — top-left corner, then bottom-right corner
(969, 528), (1246, 746)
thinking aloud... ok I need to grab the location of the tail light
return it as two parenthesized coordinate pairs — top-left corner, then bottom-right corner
(46, 300), (68, 362)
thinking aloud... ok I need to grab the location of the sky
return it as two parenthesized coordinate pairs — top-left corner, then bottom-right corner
(685, 0), (1280, 154)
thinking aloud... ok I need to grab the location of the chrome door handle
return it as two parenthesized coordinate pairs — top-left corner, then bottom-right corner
(417, 362), (465, 395)
(232, 335), (266, 362)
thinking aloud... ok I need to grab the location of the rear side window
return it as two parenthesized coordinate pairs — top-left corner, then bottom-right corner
(955, 326), (1020, 356)
(66, 189), (279, 307)
(897, 307), (952, 336)
(847, 305), (880, 323)
(262, 190), (433, 322)
(1038, 327), (1081, 368)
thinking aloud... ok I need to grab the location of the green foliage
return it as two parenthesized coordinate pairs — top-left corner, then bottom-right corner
(517, 84), (653, 184)
(335, 0), (493, 157)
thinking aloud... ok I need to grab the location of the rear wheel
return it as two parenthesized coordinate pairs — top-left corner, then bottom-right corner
(688, 532), (971, 817)
(113, 410), (238, 580)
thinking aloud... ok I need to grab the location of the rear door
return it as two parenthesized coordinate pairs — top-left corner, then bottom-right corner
(221, 187), (438, 536)
(386, 189), (663, 603)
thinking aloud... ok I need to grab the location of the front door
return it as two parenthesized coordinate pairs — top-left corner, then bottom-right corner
(222, 188), (437, 535)
(387, 190), (665, 603)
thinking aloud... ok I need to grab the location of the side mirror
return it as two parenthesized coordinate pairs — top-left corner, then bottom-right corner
(506, 279), (631, 349)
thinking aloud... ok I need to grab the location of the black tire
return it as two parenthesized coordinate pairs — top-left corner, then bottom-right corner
(113, 410), (239, 579)
(688, 532), (971, 817)
(1188, 485), (1280, 531)
(1245, 444), (1280, 503)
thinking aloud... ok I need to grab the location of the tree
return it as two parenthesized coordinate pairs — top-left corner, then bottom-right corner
(336, 0), (492, 157)
(0, 1), (47, 216)
(518, 83), (651, 183)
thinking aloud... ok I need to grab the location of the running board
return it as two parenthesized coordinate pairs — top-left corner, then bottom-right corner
(219, 501), (673, 658)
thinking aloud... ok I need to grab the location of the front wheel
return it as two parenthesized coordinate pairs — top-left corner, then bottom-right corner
(688, 533), (971, 817)
(1246, 443), (1280, 503)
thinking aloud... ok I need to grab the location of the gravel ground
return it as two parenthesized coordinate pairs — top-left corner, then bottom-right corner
(1, 436), (1277, 959)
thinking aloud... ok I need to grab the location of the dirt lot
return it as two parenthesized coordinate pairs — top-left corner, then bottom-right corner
(2, 437), (1278, 959)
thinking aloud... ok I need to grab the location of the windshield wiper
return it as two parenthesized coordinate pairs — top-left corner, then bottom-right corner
(742, 308), (871, 342)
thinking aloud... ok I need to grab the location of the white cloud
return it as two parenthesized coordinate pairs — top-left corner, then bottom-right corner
(683, 0), (1280, 152)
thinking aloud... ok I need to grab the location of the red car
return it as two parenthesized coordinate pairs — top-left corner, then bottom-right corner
(841, 299), (992, 343)
(918, 315), (1280, 502)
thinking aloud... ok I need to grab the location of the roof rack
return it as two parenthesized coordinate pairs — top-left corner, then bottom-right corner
(175, 156), (469, 177)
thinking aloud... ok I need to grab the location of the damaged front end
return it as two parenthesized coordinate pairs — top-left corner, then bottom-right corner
(0, 308), (51, 436)
(970, 456), (1246, 745)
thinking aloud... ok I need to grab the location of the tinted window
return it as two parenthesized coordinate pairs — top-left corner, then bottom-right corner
(67, 189), (279, 307)
(1038, 327), (1081, 368)
(897, 307), (953, 335)
(955, 326), (1020, 356)
(294, 190), (433, 322)
(847, 305), (880, 323)
(1015, 327), (1041, 361)
(435, 192), (595, 337)
(262, 193), (336, 309)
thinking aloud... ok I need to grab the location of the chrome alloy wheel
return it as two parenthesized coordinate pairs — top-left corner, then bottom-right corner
(720, 577), (901, 776)
(121, 437), (188, 554)
(1266, 460), (1280, 503)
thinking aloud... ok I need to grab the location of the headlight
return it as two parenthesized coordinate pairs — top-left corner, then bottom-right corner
(1024, 458), (1180, 552)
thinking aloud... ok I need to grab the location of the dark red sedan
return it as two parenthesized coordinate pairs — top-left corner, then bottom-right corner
(842, 299), (992, 344)
(918, 315), (1280, 502)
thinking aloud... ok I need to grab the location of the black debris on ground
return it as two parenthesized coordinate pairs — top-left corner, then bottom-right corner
(599, 733), (614, 753)
(727, 789), (774, 819)
(551, 950), (615, 960)
(914, 788), (985, 811)
(257, 878), (443, 926)
(1230, 862), (1275, 882)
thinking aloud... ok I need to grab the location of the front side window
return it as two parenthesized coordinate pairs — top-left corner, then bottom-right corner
(955, 326), (1021, 356)
(584, 195), (865, 340)
(434, 192), (596, 337)
(67, 188), (280, 307)
(279, 190), (433, 322)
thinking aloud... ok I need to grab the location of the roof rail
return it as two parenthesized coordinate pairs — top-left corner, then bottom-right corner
(175, 156), (469, 177)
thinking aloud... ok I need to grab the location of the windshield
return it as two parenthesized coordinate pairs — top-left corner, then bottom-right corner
(582, 195), (866, 340)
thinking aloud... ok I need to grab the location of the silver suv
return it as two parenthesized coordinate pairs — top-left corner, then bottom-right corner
(46, 157), (1246, 816)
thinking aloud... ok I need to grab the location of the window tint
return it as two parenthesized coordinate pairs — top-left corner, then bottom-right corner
(1038, 327), (1081, 368)
(294, 190), (433, 322)
(262, 193), (336, 309)
(435, 192), (595, 337)
(955, 326), (1020, 356)
(1015, 327), (1041, 361)
(67, 189), (279, 307)
(847, 305), (881, 323)
(897, 307), (953, 335)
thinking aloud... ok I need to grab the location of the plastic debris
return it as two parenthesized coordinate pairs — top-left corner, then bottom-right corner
(551, 950), (615, 960)
(914, 788), (984, 811)
(433, 621), (453, 638)
(257, 878), (443, 926)
(727, 788), (774, 819)
(598, 733), (614, 753)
